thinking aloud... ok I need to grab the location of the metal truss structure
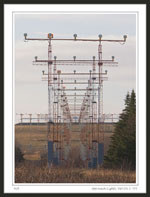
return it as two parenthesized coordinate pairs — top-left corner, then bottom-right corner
(20, 33), (127, 167)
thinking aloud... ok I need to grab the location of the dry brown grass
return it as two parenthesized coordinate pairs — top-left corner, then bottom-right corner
(15, 162), (136, 183)
(15, 124), (114, 160)
(15, 125), (135, 183)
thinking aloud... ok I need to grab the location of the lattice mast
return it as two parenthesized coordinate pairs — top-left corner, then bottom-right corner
(98, 35), (103, 123)
(47, 35), (53, 138)
(23, 33), (127, 167)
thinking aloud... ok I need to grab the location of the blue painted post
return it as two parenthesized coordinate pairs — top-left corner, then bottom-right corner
(88, 162), (92, 168)
(88, 148), (93, 168)
(48, 141), (53, 166)
(92, 141), (98, 168)
(53, 142), (59, 165)
(92, 157), (97, 168)
(98, 143), (104, 165)
(53, 157), (59, 165)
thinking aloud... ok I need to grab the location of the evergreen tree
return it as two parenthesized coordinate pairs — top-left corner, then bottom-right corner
(104, 90), (136, 170)
(15, 146), (24, 164)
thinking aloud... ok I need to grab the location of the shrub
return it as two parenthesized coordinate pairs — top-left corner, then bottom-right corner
(15, 146), (24, 164)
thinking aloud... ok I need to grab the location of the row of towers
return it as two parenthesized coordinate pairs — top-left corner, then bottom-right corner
(23, 33), (127, 167)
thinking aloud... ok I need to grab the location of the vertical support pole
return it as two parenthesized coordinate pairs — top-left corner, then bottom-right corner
(48, 39), (52, 125)
(98, 36), (104, 166)
(98, 143), (104, 165)
(53, 56), (57, 143)
(74, 92), (76, 123)
(37, 113), (40, 123)
(57, 70), (61, 163)
(98, 41), (103, 122)
(20, 113), (23, 123)
(29, 114), (32, 124)
(98, 86), (100, 143)
(92, 56), (96, 124)
(60, 79), (64, 162)
(47, 39), (53, 167)
(48, 141), (53, 167)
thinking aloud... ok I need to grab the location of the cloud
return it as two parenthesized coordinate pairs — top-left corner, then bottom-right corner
(15, 13), (136, 28)
(15, 13), (136, 42)
(14, 14), (136, 121)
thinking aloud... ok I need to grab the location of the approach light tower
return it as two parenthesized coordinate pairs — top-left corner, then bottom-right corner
(24, 32), (54, 166)
(97, 34), (127, 123)
(24, 32), (54, 125)
(47, 33), (53, 124)
(24, 33), (127, 168)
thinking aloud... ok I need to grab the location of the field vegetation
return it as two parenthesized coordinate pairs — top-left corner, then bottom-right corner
(15, 90), (136, 183)
(15, 123), (114, 161)
(15, 161), (135, 183)
(15, 137), (136, 183)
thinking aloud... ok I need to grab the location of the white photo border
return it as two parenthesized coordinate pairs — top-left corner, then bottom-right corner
(4, 4), (146, 193)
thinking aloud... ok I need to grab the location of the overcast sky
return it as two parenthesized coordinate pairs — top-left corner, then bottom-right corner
(15, 13), (136, 123)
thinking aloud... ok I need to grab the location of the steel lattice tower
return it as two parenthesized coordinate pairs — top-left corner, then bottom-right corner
(23, 33), (127, 168)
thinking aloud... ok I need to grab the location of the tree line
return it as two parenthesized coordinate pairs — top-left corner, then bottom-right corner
(104, 90), (136, 170)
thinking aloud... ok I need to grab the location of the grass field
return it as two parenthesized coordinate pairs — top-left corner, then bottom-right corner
(15, 123), (115, 160)
(15, 161), (136, 183)
(15, 123), (136, 183)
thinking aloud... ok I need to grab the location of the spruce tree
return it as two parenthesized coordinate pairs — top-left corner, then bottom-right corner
(104, 90), (136, 170)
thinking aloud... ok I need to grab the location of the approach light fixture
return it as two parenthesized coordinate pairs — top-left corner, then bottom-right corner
(112, 56), (115, 61)
(24, 33), (27, 39)
(73, 34), (77, 40)
(98, 34), (102, 41)
(123, 35), (127, 42)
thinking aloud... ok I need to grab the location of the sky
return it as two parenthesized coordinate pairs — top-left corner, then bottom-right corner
(15, 13), (136, 123)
